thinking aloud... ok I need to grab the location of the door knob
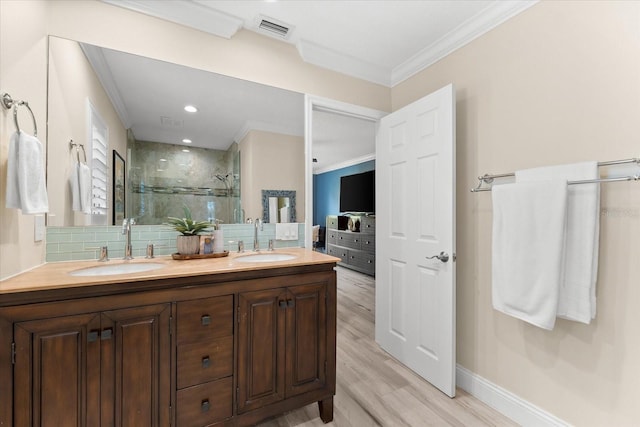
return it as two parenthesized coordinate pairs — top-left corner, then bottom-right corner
(426, 251), (449, 263)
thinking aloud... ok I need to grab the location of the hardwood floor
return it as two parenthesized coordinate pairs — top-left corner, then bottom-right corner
(258, 267), (517, 427)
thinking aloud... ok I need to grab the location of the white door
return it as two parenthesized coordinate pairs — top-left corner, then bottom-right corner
(375, 84), (456, 397)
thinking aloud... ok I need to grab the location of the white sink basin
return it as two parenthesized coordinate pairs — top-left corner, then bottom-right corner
(236, 253), (296, 263)
(69, 262), (166, 277)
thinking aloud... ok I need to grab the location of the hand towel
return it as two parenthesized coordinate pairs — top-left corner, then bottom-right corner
(492, 180), (568, 330)
(279, 206), (290, 223)
(70, 162), (92, 214)
(268, 197), (278, 223)
(275, 223), (298, 241)
(516, 162), (600, 324)
(5, 131), (49, 214)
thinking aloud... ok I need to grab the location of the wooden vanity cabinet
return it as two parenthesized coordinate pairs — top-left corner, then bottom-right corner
(0, 262), (337, 427)
(11, 301), (171, 427)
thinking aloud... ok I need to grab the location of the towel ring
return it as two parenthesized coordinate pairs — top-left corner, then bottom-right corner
(69, 139), (87, 163)
(1, 93), (38, 137)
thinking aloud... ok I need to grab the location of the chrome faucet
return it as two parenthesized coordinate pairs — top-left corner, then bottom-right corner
(253, 218), (262, 251)
(122, 218), (136, 260)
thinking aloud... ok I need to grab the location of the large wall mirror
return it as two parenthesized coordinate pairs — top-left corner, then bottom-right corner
(47, 36), (305, 227)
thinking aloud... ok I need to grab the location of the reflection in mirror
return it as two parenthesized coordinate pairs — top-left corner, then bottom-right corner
(262, 190), (296, 223)
(46, 36), (304, 226)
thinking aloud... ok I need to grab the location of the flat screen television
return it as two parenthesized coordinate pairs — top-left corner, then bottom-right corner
(339, 170), (375, 214)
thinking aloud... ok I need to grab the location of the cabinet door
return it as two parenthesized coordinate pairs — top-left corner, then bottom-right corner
(14, 313), (102, 427)
(285, 283), (327, 397)
(237, 288), (286, 413)
(100, 303), (171, 427)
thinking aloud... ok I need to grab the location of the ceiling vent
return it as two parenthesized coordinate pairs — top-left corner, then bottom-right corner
(256, 15), (293, 40)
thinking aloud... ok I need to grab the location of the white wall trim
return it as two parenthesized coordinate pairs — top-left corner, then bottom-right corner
(456, 365), (569, 427)
(233, 120), (303, 144)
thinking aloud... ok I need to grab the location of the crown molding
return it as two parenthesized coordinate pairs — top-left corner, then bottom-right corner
(101, 0), (243, 39)
(313, 153), (375, 175)
(391, 0), (538, 86)
(297, 40), (392, 87)
(233, 120), (303, 144)
(80, 44), (131, 129)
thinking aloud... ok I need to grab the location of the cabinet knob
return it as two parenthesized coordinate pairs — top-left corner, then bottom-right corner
(202, 356), (211, 369)
(287, 299), (295, 308)
(101, 328), (113, 340)
(279, 300), (287, 309)
(88, 331), (99, 343)
(201, 399), (210, 412)
(201, 315), (211, 326)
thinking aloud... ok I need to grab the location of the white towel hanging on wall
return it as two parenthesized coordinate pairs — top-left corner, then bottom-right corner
(5, 131), (49, 214)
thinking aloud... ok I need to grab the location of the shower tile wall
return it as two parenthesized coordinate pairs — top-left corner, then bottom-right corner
(130, 140), (240, 225)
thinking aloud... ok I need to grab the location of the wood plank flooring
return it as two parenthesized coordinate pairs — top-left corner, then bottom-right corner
(258, 267), (517, 427)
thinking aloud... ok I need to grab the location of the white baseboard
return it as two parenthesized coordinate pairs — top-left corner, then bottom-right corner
(456, 365), (570, 427)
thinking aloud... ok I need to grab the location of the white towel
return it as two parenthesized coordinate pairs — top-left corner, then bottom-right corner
(70, 162), (92, 214)
(275, 223), (298, 241)
(5, 131), (49, 214)
(268, 197), (278, 223)
(279, 206), (290, 223)
(492, 180), (568, 330)
(516, 162), (600, 324)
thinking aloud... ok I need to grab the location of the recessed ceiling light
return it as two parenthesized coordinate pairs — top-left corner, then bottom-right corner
(182, 149), (190, 153)
(182, 138), (192, 144)
(159, 158), (167, 162)
(184, 105), (198, 113)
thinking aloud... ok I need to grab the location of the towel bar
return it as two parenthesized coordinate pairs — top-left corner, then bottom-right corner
(471, 157), (640, 192)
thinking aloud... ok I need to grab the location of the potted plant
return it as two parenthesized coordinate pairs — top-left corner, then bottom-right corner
(167, 205), (211, 255)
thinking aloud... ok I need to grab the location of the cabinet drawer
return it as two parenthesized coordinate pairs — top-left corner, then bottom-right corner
(177, 295), (233, 344)
(177, 377), (233, 426)
(177, 335), (233, 389)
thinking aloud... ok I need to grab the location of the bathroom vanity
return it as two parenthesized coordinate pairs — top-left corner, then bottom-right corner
(0, 248), (338, 427)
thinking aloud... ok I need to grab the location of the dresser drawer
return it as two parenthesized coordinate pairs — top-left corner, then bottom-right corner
(327, 246), (349, 264)
(361, 236), (375, 253)
(326, 216), (338, 229)
(177, 295), (233, 344)
(348, 251), (375, 271)
(339, 232), (362, 250)
(326, 230), (338, 245)
(360, 216), (375, 232)
(177, 335), (233, 389)
(177, 377), (233, 426)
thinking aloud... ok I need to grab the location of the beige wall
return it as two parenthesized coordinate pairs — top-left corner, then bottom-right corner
(0, 0), (49, 279)
(240, 130), (305, 222)
(393, 2), (640, 425)
(48, 36), (127, 226)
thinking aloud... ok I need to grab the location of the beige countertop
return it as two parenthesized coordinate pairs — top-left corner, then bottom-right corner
(0, 248), (339, 296)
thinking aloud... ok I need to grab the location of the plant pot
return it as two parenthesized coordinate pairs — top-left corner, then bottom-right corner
(176, 235), (200, 255)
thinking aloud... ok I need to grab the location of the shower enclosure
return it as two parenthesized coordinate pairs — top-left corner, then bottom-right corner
(129, 140), (241, 225)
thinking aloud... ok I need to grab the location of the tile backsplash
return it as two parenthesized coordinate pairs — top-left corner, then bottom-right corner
(46, 223), (305, 262)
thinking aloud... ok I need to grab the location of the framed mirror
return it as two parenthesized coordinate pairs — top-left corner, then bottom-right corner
(262, 190), (296, 223)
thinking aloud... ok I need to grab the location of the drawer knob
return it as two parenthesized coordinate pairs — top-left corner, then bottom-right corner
(202, 356), (210, 369)
(88, 331), (99, 343)
(201, 399), (210, 412)
(101, 328), (113, 340)
(201, 315), (211, 326)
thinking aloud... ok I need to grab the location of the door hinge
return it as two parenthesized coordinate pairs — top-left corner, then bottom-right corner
(11, 342), (16, 364)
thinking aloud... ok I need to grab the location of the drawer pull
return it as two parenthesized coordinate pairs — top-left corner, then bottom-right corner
(88, 331), (99, 343)
(201, 399), (210, 412)
(101, 328), (113, 340)
(202, 356), (210, 369)
(287, 299), (295, 308)
(201, 315), (211, 326)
